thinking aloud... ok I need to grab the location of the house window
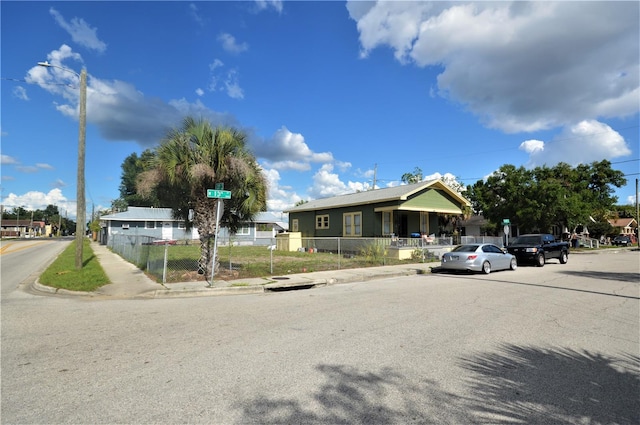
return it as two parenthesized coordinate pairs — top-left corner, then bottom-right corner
(316, 214), (329, 229)
(382, 211), (392, 235)
(292, 219), (299, 232)
(145, 221), (156, 229)
(236, 225), (250, 235)
(121, 224), (130, 230)
(343, 212), (362, 237)
(177, 222), (186, 229)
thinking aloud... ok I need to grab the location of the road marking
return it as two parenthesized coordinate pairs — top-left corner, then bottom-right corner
(0, 241), (50, 255)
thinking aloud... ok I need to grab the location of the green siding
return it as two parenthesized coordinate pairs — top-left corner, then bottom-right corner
(402, 189), (463, 212)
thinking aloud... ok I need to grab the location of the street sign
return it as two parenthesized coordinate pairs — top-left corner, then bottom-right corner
(215, 183), (224, 190)
(207, 189), (231, 199)
(502, 218), (510, 224)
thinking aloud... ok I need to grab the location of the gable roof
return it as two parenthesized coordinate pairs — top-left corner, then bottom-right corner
(285, 179), (470, 213)
(608, 218), (638, 228)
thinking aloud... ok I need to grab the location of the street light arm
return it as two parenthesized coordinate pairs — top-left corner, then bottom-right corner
(37, 61), (81, 77)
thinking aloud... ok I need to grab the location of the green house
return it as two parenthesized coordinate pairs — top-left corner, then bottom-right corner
(285, 179), (471, 238)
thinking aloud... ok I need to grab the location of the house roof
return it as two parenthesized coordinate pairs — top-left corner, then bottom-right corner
(285, 179), (470, 213)
(101, 207), (289, 228)
(100, 206), (175, 221)
(608, 218), (638, 228)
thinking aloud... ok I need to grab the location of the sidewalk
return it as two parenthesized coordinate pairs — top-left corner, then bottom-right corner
(32, 241), (437, 300)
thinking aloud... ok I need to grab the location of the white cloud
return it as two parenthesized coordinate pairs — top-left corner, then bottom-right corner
(26, 45), (239, 146)
(308, 164), (371, 199)
(1, 155), (18, 165)
(519, 140), (545, 154)
(207, 60), (244, 99)
(2, 189), (74, 217)
(224, 69), (244, 100)
(262, 168), (302, 213)
(189, 3), (205, 26)
(49, 8), (107, 53)
(195, 88), (204, 97)
(218, 33), (249, 54)
(347, 1), (639, 133)
(251, 126), (334, 170)
(254, 0), (283, 14)
(521, 120), (632, 167)
(13, 86), (29, 101)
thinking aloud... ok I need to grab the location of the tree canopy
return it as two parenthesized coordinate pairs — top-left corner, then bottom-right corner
(466, 160), (626, 234)
(136, 117), (267, 279)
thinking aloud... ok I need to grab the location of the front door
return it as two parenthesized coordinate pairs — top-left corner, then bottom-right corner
(162, 221), (172, 240)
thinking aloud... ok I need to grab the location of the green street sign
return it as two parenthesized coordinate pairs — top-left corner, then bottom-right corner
(207, 189), (231, 199)
(502, 218), (510, 224)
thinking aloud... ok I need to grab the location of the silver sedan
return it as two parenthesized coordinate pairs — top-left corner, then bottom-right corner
(437, 243), (517, 274)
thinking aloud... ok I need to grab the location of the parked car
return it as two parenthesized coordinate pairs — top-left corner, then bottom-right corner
(612, 235), (633, 246)
(506, 233), (569, 267)
(435, 243), (517, 274)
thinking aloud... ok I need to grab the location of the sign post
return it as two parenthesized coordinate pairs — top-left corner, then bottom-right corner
(502, 219), (511, 246)
(207, 186), (231, 286)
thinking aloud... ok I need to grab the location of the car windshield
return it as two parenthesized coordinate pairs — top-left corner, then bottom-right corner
(452, 245), (479, 253)
(512, 236), (541, 244)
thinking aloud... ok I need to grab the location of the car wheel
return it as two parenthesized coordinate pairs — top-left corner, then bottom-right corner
(482, 261), (491, 274)
(559, 251), (568, 264)
(536, 253), (545, 267)
(509, 258), (517, 270)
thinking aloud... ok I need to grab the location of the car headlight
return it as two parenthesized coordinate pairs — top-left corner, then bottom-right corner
(525, 247), (538, 253)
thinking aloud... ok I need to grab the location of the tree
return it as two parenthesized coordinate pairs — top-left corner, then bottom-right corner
(115, 149), (159, 208)
(137, 117), (267, 280)
(467, 161), (626, 234)
(401, 167), (423, 184)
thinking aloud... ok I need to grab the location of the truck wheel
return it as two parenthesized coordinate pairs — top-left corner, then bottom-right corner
(482, 261), (491, 274)
(509, 258), (518, 270)
(559, 251), (568, 264)
(536, 254), (545, 267)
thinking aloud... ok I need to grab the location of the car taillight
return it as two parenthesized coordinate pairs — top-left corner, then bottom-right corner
(467, 255), (477, 260)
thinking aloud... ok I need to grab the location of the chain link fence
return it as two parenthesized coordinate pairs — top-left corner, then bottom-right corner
(108, 234), (506, 284)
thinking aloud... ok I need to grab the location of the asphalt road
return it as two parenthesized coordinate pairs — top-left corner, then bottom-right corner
(0, 238), (71, 297)
(1, 248), (638, 424)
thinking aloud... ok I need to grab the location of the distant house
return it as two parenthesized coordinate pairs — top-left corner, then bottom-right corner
(0, 219), (46, 238)
(608, 217), (638, 237)
(459, 215), (489, 236)
(284, 179), (471, 238)
(100, 206), (287, 245)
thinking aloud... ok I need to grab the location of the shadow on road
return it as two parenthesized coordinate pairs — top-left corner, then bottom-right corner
(236, 346), (639, 424)
(559, 270), (640, 284)
(459, 344), (640, 424)
(236, 364), (470, 423)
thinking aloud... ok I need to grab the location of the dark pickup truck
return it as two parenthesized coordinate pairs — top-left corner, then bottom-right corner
(506, 234), (569, 267)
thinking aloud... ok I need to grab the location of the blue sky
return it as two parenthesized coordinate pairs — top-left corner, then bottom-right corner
(2, 1), (639, 222)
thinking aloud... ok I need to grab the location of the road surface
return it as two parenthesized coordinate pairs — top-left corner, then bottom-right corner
(1, 248), (638, 424)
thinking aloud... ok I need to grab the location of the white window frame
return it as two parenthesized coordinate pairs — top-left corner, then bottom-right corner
(121, 223), (130, 230)
(145, 221), (157, 229)
(236, 225), (250, 235)
(292, 219), (299, 232)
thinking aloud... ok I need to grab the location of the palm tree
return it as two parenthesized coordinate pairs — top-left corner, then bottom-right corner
(138, 117), (267, 281)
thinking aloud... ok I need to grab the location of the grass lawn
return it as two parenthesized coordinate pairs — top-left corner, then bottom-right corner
(39, 238), (111, 291)
(148, 243), (432, 283)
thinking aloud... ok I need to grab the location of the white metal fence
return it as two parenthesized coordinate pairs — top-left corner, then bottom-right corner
(107, 234), (491, 284)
